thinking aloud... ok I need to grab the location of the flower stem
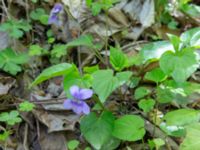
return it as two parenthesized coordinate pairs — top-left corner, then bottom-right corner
(105, 10), (109, 68)
(93, 95), (106, 111)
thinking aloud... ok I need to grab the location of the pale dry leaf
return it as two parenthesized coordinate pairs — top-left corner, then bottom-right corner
(0, 77), (16, 95)
(62, 0), (83, 19)
(139, 0), (155, 27)
(0, 32), (10, 50)
(33, 109), (80, 132)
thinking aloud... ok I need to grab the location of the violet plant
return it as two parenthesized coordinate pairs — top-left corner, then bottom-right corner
(1, 1), (199, 150)
(63, 85), (93, 115)
(29, 2), (200, 150)
(48, 3), (63, 26)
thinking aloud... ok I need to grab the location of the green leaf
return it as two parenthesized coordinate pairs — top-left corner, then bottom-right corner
(112, 115), (145, 141)
(82, 74), (93, 87)
(0, 20), (31, 38)
(190, 30), (200, 48)
(128, 77), (141, 88)
(39, 15), (49, 25)
(64, 70), (82, 91)
(83, 65), (99, 74)
(0, 48), (29, 75)
(160, 48), (200, 83)
(63, 70), (92, 97)
(66, 34), (94, 49)
(10, 28), (23, 38)
(153, 138), (165, 149)
(87, 0), (116, 16)
(86, 0), (92, 6)
(144, 68), (167, 83)
(0, 130), (10, 141)
(15, 20), (31, 31)
(160, 123), (186, 137)
(47, 29), (53, 37)
(0, 110), (22, 125)
(164, 109), (200, 126)
(156, 85), (178, 103)
(180, 123), (200, 150)
(100, 0), (117, 10)
(100, 137), (120, 150)
(181, 27), (200, 45)
(140, 41), (174, 63)
(116, 71), (132, 86)
(179, 0), (192, 5)
(110, 46), (128, 71)
(167, 34), (180, 52)
(134, 87), (150, 100)
(30, 8), (46, 20)
(127, 53), (143, 67)
(30, 63), (75, 87)
(80, 111), (115, 150)
(19, 101), (35, 112)
(92, 70), (119, 103)
(161, 80), (200, 96)
(30, 8), (48, 25)
(180, 4), (200, 18)
(138, 99), (155, 113)
(48, 37), (55, 44)
(31, 0), (38, 3)
(148, 138), (165, 150)
(167, 19), (178, 29)
(91, 2), (102, 16)
(84, 147), (91, 150)
(29, 44), (44, 56)
(67, 140), (80, 150)
(156, 81), (196, 104)
(51, 44), (68, 58)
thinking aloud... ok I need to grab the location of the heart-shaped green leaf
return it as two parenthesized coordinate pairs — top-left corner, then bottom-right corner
(80, 111), (115, 150)
(112, 115), (145, 141)
(160, 48), (200, 83)
(92, 70), (119, 103)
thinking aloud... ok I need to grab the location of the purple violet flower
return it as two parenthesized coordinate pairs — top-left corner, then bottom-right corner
(48, 3), (63, 26)
(63, 85), (93, 115)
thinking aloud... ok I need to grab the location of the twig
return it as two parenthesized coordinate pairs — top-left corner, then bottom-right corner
(121, 40), (148, 52)
(36, 119), (40, 139)
(0, 97), (67, 110)
(1, 0), (10, 19)
(23, 123), (29, 150)
(25, 0), (29, 21)
(105, 10), (109, 68)
(77, 31), (83, 75)
(81, 53), (95, 67)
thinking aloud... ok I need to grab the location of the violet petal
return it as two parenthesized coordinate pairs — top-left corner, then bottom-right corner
(70, 101), (90, 115)
(48, 3), (63, 26)
(82, 102), (90, 115)
(70, 85), (80, 98)
(79, 89), (93, 100)
(71, 101), (84, 115)
(51, 3), (63, 13)
(48, 14), (58, 24)
(63, 99), (73, 110)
